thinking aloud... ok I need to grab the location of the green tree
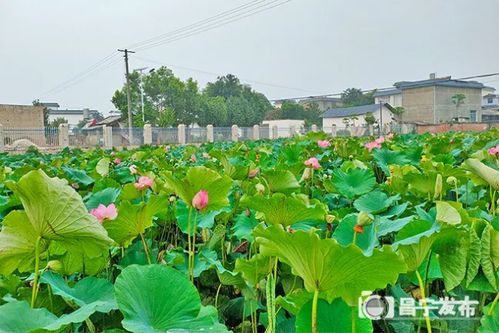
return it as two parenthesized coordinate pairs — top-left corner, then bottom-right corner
(205, 74), (242, 99)
(303, 102), (322, 127)
(198, 95), (228, 126)
(364, 112), (376, 125)
(49, 117), (68, 128)
(280, 100), (305, 119)
(341, 88), (375, 107)
(226, 96), (254, 126)
(452, 93), (466, 108)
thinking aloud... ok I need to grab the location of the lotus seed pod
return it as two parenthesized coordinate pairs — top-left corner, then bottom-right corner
(446, 176), (457, 185)
(357, 211), (373, 226)
(255, 183), (265, 194)
(326, 214), (335, 223)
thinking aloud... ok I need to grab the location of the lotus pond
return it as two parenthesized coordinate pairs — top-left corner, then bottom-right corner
(0, 130), (498, 333)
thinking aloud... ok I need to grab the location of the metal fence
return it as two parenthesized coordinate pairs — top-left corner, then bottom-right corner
(0, 122), (454, 152)
(3, 127), (59, 149)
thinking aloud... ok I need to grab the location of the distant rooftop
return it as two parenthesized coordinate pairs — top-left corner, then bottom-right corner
(299, 96), (342, 103)
(48, 109), (99, 115)
(373, 88), (401, 97)
(41, 102), (60, 108)
(395, 78), (484, 90)
(321, 103), (391, 118)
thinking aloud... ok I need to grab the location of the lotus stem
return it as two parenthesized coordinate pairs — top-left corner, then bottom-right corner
(31, 236), (42, 308)
(415, 270), (432, 333)
(489, 293), (499, 316)
(186, 207), (193, 281)
(190, 211), (199, 281)
(312, 288), (320, 333)
(85, 318), (96, 333)
(139, 232), (151, 265)
(352, 306), (356, 333)
(352, 231), (357, 246)
(215, 283), (222, 308)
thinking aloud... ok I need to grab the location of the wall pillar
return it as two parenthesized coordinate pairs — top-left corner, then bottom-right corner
(311, 124), (318, 132)
(271, 126), (278, 139)
(368, 125), (374, 136)
(103, 125), (113, 148)
(207, 125), (214, 143)
(143, 124), (152, 145)
(178, 124), (186, 145)
(0, 124), (4, 152)
(58, 123), (69, 148)
(401, 123), (408, 134)
(331, 124), (337, 137)
(252, 125), (260, 140)
(231, 125), (239, 142)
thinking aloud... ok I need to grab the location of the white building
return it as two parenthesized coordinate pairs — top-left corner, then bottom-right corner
(320, 103), (395, 128)
(42, 103), (100, 127)
(374, 89), (402, 107)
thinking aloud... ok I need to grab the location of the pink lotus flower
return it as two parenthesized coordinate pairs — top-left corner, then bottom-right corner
(192, 190), (209, 210)
(202, 152), (210, 158)
(129, 164), (137, 175)
(113, 158), (121, 165)
(375, 136), (385, 144)
(134, 176), (153, 190)
(191, 154), (197, 162)
(90, 203), (117, 224)
(110, 151), (116, 156)
(304, 157), (321, 170)
(364, 141), (381, 152)
(317, 140), (331, 148)
(488, 145), (499, 156)
(248, 168), (260, 178)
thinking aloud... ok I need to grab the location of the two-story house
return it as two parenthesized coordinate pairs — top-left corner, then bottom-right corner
(392, 75), (483, 123)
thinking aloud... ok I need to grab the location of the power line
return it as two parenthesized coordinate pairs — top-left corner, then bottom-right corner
(134, 0), (291, 51)
(39, 52), (120, 97)
(129, 0), (269, 49)
(134, 55), (326, 95)
(457, 72), (499, 80)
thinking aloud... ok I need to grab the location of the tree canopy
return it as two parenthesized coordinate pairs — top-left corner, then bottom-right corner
(340, 88), (375, 107)
(111, 69), (272, 127)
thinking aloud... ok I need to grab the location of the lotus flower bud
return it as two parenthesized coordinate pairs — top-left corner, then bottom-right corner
(169, 195), (176, 203)
(357, 211), (373, 226)
(300, 167), (312, 182)
(434, 174), (443, 199)
(46, 260), (63, 272)
(255, 183), (265, 194)
(326, 214), (335, 223)
(446, 176), (457, 186)
(192, 190), (209, 210)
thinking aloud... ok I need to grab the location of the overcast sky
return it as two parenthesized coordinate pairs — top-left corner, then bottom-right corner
(1, 0), (498, 114)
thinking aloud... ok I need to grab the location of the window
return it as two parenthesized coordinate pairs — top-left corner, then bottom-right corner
(487, 97), (493, 104)
(469, 110), (477, 122)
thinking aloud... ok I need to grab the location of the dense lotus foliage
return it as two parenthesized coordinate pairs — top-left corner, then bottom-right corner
(0, 130), (498, 333)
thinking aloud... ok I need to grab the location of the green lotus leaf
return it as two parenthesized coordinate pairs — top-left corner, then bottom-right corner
(0, 170), (112, 275)
(332, 214), (378, 255)
(0, 299), (112, 332)
(40, 271), (117, 313)
(103, 194), (168, 247)
(372, 147), (413, 175)
(464, 158), (499, 190)
(85, 187), (121, 210)
(235, 253), (273, 287)
(480, 224), (498, 289)
(175, 200), (231, 236)
(332, 167), (376, 200)
(114, 264), (229, 333)
(295, 298), (372, 333)
(254, 224), (407, 305)
(353, 191), (400, 214)
(232, 210), (259, 242)
(62, 166), (94, 186)
(435, 201), (462, 225)
(163, 166), (232, 211)
(96, 157), (110, 177)
(478, 303), (499, 333)
(465, 228), (481, 287)
(240, 193), (326, 227)
(262, 169), (300, 193)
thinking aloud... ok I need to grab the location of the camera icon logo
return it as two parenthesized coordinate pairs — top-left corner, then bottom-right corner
(358, 291), (395, 320)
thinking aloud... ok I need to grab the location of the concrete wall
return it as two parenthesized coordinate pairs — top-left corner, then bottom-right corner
(48, 113), (82, 127)
(322, 107), (393, 128)
(400, 86), (435, 123)
(416, 122), (499, 134)
(434, 86), (482, 122)
(375, 94), (402, 107)
(0, 104), (45, 128)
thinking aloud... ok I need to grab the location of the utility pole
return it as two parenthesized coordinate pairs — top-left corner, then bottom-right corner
(118, 49), (135, 142)
(379, 101), (383, 136)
